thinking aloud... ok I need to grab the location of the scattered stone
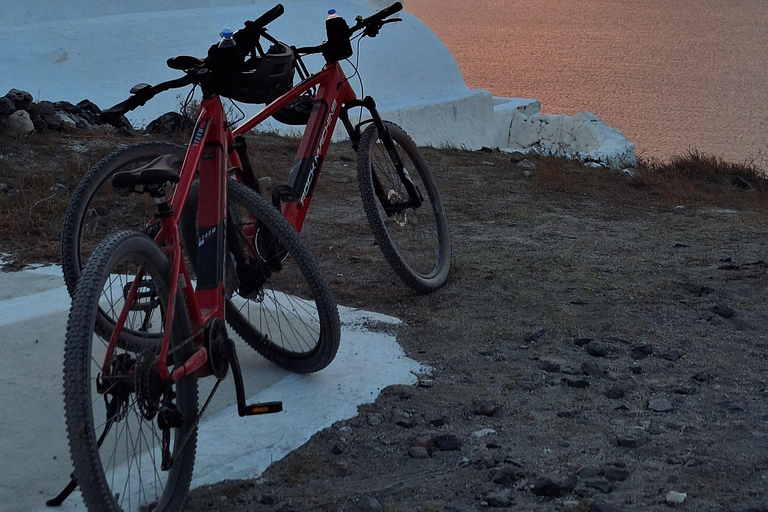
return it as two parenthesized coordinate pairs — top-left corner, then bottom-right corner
(629, 364), (643, 374)
(561, 365), (581, 375)
(532, 478), (565, 497)
(710, 303), (735, 318)
(573, 337), (592, 346)
(666, 455), (685, 465)
(718, 400), (744, 413)
(397, 390), (411, 400)
(509, 151), (527, 163)
(616, 435), (641, 448)
(537, 359), (561, 372)
(522, 170), (532, 178)
(557, 410), (580, 419)
(256, 494), (275, 505)
(434, 434), (461, 451)
(603, 467), (629, 481)
(590, 501), (615, 512)
(692, 371), (711, 382)
(429, 417), (446, 427)
(357, 495), (383, 512)
(393, 411), (416, 428)
(630, 345), (653, 360)
(485, 489), (513, 507)
(581, 360), (603, 377)
(367, 413), (383, 426)
(658, 349), (682, 362)
(518, 159), (536, 172)
(412, 435), (436, 451)
(492, 467), (524, 486)
(563, 378), (590, 388)
(523, 329), (547, 343)
(0, 183), (8, 193)
(55, 111), (77, 129)
(648, 399), (674, 413)
(331, 444), (345, 455)
(408, 446), (430, 459)
(472, 428), (496, 438)
(576, 465), (601, 478)
(474, 401), (498, 416)
(0, 96), (15, 115)
(673, 385), (696, 396)
(586, 340), (608, 357)
(605, 387), (624, 399)
(665, 491), (687, 505)
(621, 167), (639, 181)
(583, 477), (613, 493)
(50, 183), (67, 196)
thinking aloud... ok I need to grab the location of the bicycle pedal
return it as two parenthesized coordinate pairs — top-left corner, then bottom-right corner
(242, 401), (283, 416)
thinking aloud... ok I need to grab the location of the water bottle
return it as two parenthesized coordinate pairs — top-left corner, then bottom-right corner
(214, 28), (241, 88)
(324, 8), (353, 62)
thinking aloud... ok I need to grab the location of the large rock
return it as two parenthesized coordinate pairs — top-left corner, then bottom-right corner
(6, 110), (34, 135)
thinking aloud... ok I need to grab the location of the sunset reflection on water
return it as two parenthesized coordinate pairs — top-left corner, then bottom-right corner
(407, 0), (768, 162)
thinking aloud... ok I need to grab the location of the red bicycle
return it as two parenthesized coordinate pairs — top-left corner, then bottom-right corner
(61, 1), (451, 298)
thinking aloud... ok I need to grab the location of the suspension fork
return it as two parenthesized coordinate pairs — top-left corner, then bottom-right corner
(343, 97), (423, 211)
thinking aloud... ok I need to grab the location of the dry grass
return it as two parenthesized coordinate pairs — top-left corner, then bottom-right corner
(1, 129), (766, 269)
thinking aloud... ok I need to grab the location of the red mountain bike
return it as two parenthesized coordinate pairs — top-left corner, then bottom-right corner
(60, 1), (451, 299)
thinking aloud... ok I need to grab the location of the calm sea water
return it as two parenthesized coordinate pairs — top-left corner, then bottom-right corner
(407, 0), (768, 163)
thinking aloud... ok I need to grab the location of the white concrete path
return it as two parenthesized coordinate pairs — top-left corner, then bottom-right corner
(0, 264), (422, 512)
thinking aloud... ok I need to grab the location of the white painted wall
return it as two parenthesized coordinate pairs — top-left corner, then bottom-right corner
(0, 0), (636, 168)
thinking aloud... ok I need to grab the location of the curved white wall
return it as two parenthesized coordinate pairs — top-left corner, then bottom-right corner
(0, 0), (636, 168)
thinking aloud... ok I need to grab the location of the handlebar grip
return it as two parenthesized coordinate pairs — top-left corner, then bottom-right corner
(370, 2), (402, 23)
(99, 96), (145, 123)
(251, 3), (284, 28)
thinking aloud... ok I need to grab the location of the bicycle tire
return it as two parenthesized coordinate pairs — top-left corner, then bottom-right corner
(61, 141), (187, 296)
(357, 121), (451, 293)
(63, 230), (198, 512)
(180, 180), (340, 373)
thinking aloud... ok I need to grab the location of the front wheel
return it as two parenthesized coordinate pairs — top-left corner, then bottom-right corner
(357, 122), (451, 293)
(63, 231), (198, 512)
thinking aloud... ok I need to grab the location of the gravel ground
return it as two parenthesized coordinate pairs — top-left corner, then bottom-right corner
(2, 132), (768, 512)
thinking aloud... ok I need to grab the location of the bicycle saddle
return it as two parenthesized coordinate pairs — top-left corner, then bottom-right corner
(111, 154), (181, 194)
(167, 55), (205, 71)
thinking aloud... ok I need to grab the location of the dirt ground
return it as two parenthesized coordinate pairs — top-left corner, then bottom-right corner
(2, 131), (768, 511)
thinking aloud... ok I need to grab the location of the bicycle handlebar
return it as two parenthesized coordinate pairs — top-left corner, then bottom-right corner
(100, 75), (195, 123)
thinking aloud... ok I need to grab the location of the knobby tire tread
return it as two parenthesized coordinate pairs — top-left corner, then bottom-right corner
(356, 122), (451, 293)
(63, 231), (197, 512)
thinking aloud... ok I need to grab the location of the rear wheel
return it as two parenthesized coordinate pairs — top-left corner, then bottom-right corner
(180, 180), (340, 373)
(63, 231), (198, 512)
(357, 122), (451, 293)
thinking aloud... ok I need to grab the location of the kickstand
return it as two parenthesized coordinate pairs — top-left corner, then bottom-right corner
(46, 474), (77, 507)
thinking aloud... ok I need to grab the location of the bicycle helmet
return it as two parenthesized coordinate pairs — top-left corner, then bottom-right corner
(207, 41), (295, 104)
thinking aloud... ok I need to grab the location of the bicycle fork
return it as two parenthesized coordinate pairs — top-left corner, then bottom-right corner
(341, 96), (423, 215)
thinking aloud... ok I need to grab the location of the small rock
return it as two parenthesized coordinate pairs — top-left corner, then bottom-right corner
(0, 96), (15, 115)
(434, 434), (461, 451)
(564, 378), (590, 388)
(576, 465), (601, 478)
(603, 467), (629, 481)
(408, 446), (430, 459)
(621, 167), (639, 181)
(691, 371), (711, 382)
(616, 435), (641, 448)
(485, 489), (513, 507)
(429, 417), (446, 427)
(50, 183), (67, 196)
(332, 444), (345, 455)
(509, 151), (527, 163)
(393, 411), (415, 428)
(518, 159), (536, 172)
(630, 345), (653, 360)
(55, 111), (77, 129)
(472, 428), (497, 438)
(523, 329), (547, 343)
(367, 413), (383, 426)
(357, 495), (383, 512)
(475, 401), (498, 416)
(586, 341), (608, 357)
(584, 477), (613, 493)
(256, 494), (275, 505)
(532, 478), (564, 497)
(605, 387), (624, 399)
(6, 89), (33, 110)
(590, 501), (615, 512)
(710, 303), (735, 318)
(658, 349), (682, 362)
(648, 399), (673, 413)
(629, 365), (643, 374)
(573, 337), (592, 346)
(522, 170), (532, 178)
(537, 359), (561, 372)
(665, 491), (687, 505)
(581, 360), (603, 377)
(561, 365), (581, 375)
(493, 467), (524, 486)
